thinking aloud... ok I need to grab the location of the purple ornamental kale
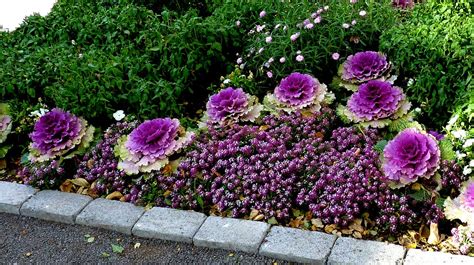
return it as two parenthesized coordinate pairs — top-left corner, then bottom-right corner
(118, 118), (194, 174)
(206, 87), (262, 125)
(341, 51), (391, 84)
(29, 108), (92, 161)
(348, 80), (406, 121)
(0, 115), (12, 143)
(266, 72), (328, 112)
(383, 128), (440, 185)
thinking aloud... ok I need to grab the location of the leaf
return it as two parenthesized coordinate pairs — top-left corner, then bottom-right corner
(374, 140), (388, 153)
(87, 236), (95, 243)
(101, 252), (110, 258)
(439, 139), (456, 160)
(70, 178), (90, 187)
(134, 242), (141, 249)
(427, 222), (441, 245)
(409, 189), (430, 202)
(105, 191), (123, 200)
(111, 243), (124, 254)
(267, 217), (278, 225)
(196, 196), (204, 209)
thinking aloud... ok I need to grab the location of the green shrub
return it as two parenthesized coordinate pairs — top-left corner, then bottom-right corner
(212, 0), (398, 96)
(0, 0), (240, 123)
(380, 1), (474, 127)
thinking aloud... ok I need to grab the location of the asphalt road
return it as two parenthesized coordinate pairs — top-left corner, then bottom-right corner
(0, 213), (286, 264)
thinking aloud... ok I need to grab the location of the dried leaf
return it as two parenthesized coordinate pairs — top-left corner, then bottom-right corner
(249, 209), (259, 220)
(134, 242), (141, 249)
(353, 231), (363, 239)
(341, 229), (353, 235)
(163, 190), (172, 197)
(311, 218), (324, 228)
(106, 191), (123, 200)
(70, 178), (90, 187)
(427, 222), (441, 245)
(253, 214), (264, 221)
(349, 222), (364, 233)
(60, 180), (73, 193)
(324, 224), (337, 234)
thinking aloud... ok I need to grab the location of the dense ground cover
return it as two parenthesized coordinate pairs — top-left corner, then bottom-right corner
(1, 0), (473, 256)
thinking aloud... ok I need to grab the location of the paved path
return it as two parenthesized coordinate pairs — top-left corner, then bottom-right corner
(0, 213), (284, 264)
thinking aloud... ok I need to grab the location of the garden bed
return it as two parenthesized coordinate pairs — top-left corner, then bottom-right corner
(1, 0), (473, 258)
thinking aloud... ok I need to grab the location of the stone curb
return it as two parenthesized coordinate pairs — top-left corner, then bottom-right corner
(1, 181), (473, 264)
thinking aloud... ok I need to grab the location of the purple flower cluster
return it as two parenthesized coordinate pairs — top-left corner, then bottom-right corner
(347, 81), (409, 123)
(383, 128), (440, 185)
(29, 108), (93, 162)
(341, 51), (391, 84)
(298, 127), (416, 232)
(19, 160), (66, 189)
(118, 118), (194, 174)
(75, 121), (140, 201)
(206, 87), (262, 125)
(168, 108), (337, 219)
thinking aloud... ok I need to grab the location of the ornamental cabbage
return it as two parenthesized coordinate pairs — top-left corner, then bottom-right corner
(341, 51), (391, 84)
(444, 180), (474, 229)
(117, 118), (194, 174)
(29, 108), (94, 162)
(205, 87), (262, 126)
(340, 80), (411, 128)
(383, 128), (440, 185)
(264, 72), (329, 113)
(0, 115), (12, 144)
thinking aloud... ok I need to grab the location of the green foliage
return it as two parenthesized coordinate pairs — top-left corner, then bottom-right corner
(380, 1), (474, 126)
(0, 0), (240, 123)
(227, 0), (398, 96)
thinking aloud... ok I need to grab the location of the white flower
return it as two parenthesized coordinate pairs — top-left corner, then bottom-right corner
(456, 151), (467, 159)
(452, 129), (467, 139)
(265, 36), (272, 43)
(296, 50), (302, 55)
(113, 110), (125, 121)
(223, 79), (231, 84)
(239, 63), (246, 69)
(268, 57), (274, 63)
(235, 20), (241, 27)
(275, 24), (281, 29)
(256, 25), (266, 32)
(463, 139), (474, 149)
(236, 57), (243, 64)
(470, 160), (474, 167)
(29, 108), (49, 118)
(342, 23), (350, 29)
(324, 6), (329, 11)
(448, 114), (459, 126)
(279, 57), (286, 63)
(78, 53), (83, 59)
(258, 47), (265, 54)
(414, 107), (421, 113)
(359, 10), (367, 17)
(463, 166), (473, 176)
(71, 40), (76, 45)
(283, 25), (288, 31)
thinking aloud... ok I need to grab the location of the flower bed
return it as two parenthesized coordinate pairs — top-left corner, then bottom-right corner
(1, 0), (473, 257)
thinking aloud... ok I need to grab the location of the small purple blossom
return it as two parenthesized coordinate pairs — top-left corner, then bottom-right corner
(314, 16), (321, 23)
(383, 128), (440, 185)
(259, 10), (267, 18)
(290, 32), (300, 42)
(265, 36), (272, 43)
(392, 0), (415, 9)
(305, 23), (314, 29)
(428, 130), (445, 141)
(279, 57), (286, 63)
(236, 57), (243, 64)
(267, 71), (273, 78)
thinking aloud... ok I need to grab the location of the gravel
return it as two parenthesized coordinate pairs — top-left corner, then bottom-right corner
(0, 213), (286, 264)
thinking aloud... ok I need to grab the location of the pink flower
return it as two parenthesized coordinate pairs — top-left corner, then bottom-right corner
(305, 23), (314, 29)
(314, 16), (321, 23)
(296, 55), (304, 62)
(265, 36), (272, 43)
(279, 57), (286, 63)
(267, 71), (273, 78)
(290, 32), (301, 42)
(359, 10), (367, 17)
(311, 12), (318, 18)
(259, 10), (267, 18)
(303, 19), (311, 26)
(236, 21), (241, 27)
(236, 57), (243, 64)
(342, 23), (350, 29)
(351, 20), (357, 26)
(350, 0), (358, 3)
(332, 53), (340, 60)
(268, 57), (274, 63)
(256, 25), (266, 32)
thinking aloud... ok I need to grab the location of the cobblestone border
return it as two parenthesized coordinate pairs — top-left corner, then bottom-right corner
(1, 181), (473, 264)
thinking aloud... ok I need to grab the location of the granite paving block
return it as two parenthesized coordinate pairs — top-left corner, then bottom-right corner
(328, 236), (406, 265)
(20, 190), (92, 224)
(132, 207), (207, 243)
(404, 248), (474, 264)
(76, 198), (144, 235)
(193, 216), (270, 253)
(259, 226), (337, 264)
(0, 181), (37, 214)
